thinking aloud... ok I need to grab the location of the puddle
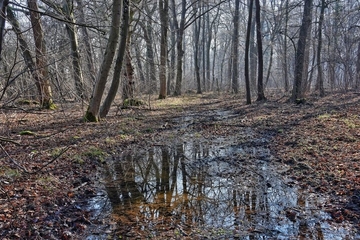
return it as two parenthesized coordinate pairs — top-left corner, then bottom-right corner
(87, 131), (358, 239)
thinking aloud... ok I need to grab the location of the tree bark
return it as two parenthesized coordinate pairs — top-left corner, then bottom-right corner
(255, 0), (265, 101)
(63, 0), (85, 99)
(231, 0), (240, 94)
(244, 0), (253, 104)
(292, 0), (313, 101)
(283, 0), (289, 92)
(27, 0), (54, 109)
(356, 42), (360, 90)
(0, 0), (8, 58)
(316, 0), (325, 97)
(173, 0), (186, 96)
(139, 6), (157, 94)
(75, 0), (96, 87)
(7, 7), (42, 95)
(100, 0), (129, 118)
(193, 4), (202, 94)
(158, 0), (168, 99)
(85, 0), (122, 122)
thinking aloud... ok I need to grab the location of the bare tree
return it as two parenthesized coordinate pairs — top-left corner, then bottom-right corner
(292, 0), (313, 101)
(173, 0), (186, 96)
(315, 0), (326, 97)
(158, 0), (169, 99)
(63, 0), (85, 99)
(231, 0), (240, 94)
(27, 0), (55, 109)
(255, 0), (265, 101)
(244, 0), (253, 104)
(85, 0), (122, 121)
(100, 0), (130, 118)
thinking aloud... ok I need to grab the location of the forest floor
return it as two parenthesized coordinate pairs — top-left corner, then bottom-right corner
(0, 91), (359, 239)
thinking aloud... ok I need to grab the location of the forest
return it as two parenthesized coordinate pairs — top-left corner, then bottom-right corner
(0, 0), (359, 238)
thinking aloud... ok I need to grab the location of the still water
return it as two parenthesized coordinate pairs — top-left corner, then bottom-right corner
(87, 132), (358, 239)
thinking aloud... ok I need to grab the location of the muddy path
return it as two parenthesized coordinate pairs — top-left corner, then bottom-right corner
(84, 94), (360, 239)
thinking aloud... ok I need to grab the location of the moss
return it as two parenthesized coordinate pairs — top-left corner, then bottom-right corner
(19, 130), (35, 135)
(84, 109), (99, 122)
(42, 100), (56, 110)
(83, 146), (106, 163)
(123, 98), (145, 107)
(17, 99), (40, 105)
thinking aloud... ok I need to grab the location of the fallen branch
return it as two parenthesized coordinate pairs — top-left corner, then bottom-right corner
(0, 136), (21, 145)
(0, 144), (29, 173)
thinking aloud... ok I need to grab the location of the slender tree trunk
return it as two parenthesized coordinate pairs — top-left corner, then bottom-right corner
(283, 0), (289, 92)
(27, 0), (54, 109)
(193, 4), (202, 94)
(231, 0), (240, 94)
(7, 7), (42, 95)
(173, 0), (186, 96)
(292, 0), (313, 101)
(255, 0), (265, 101)
(63, 0), (85, 99)
(100, 0), (129, 118)
(356, 42), (360, 90)
(139, 7), (157, 94)
(168, 19), (176, 95)
(134, 45), (145, 84)
(75, 0), (96, 86)
(316, 1), (325, 96)
(0, 0), (8, 58)
(85, 0), (122, 122)
(249, 3), (257, 93)
(244, 0), (253, 104)
(158, 0), (168, 99)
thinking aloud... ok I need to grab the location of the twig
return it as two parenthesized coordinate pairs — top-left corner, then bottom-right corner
(0, 144), (70, 174)
(0, 144), (29, 173)
(35, 147), (71, 173)
(0, 136), (21, 145)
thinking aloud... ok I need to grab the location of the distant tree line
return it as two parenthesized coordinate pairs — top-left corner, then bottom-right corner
(0, 0), (359, 120)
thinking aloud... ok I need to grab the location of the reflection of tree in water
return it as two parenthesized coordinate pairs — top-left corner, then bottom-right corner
(103, 139), (329, 238)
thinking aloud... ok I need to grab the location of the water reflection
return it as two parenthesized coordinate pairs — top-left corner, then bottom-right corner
(102, 137), (355, 239)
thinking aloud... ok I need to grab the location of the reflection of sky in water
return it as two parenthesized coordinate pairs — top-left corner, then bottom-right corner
(98, 134), (357, 239)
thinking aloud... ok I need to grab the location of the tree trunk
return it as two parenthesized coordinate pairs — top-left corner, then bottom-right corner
(122, 50), (135, 100)
(244, 0), (253, 104)
(356, 42), (360, 90)
(63, 0), (85, 99)
(249, 3), (257, 93)
(231, 0), (240, 94)
(316, 0), (325, 97)
(75, 0), (96, 87)
(159, 0), (168, 99)
(85, 0), (122, 122)
(173, 0), (186, 96)
(193, 4), (202, 94)
(168, 18), (176, 95)
(7, 7), (42, 95)
(283, 0), (289, 92)
(139, 8), (157, 94)
(292, 0), (313, 101)
(255, 0), (265, 101)
(27, 0), (54, 109)
(0, 0), (8, 58)
(100, 0), (130, 118)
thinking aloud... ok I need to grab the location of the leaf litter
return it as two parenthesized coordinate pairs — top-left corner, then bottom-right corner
(0, 91), (359, 239)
